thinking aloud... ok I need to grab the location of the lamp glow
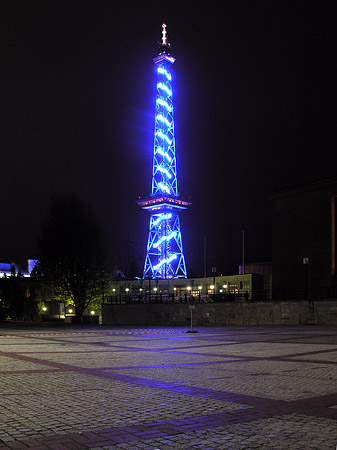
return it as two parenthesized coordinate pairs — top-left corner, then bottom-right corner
(153, 231), (177, 248)
(153, 254), (177, 271)
(157, 130), (172, 145)
(157, 82), (172, 96)
(157, 147), (172, 162)
(156, 98), (172, 112)
(157, 66), (172, 81)
(158, 182), (171, 194)
(156, 114), (171, 128)
(157, 166), (172, 178)
(152, 212), (172, 226)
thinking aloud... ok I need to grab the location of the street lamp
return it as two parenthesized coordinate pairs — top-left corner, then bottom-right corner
(210, 285), (215, 301)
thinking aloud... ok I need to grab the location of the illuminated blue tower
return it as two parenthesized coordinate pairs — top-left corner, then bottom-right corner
(137, 23), (190, 279)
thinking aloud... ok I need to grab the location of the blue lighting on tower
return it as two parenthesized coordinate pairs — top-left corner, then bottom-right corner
(137, 23), (191, 279)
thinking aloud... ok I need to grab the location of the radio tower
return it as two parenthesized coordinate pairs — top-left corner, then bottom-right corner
(137, 23), (191, 279)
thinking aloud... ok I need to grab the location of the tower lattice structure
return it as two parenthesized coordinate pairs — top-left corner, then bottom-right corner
(137, 23), (190, 279)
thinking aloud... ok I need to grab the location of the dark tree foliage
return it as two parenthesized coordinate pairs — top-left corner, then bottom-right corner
(37, 195), (111, 317)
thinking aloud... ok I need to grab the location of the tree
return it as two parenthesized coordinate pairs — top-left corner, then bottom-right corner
(37, 195), (112, 317)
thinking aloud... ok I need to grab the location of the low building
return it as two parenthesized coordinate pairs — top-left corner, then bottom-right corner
(0, 259), (38, 278)
(106, 273), (267, 304)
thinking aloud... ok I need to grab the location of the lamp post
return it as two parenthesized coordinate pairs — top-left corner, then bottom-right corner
(210, 284), (215, 301)
(303, 257), (309, 300)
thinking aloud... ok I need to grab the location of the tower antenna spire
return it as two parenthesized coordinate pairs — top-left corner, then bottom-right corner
(161, 22), (168, 46)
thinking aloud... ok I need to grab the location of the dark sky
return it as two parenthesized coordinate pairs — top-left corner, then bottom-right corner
(0, 1), (336, 276)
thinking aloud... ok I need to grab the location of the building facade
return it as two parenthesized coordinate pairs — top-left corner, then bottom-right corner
(107, 273), (265, 303)
(272, 176), (337, 299)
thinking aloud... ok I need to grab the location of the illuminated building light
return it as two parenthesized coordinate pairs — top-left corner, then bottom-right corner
(157, 166), (172, 178)
(154, 54), (176, 64)
(153, 254), (177, 271)
(152, 212), (172, 226)
(156, 114), (172, 128)
(157, 82), (172, 96)
(161, 23), (168, 46)
(157, 130), (172, 145)
(153, 231), (177, 248)
(156, 98), (172, 112)
(158, 182), (171, 194)
(157, 147), (172, 162)
(157, 66), (172, 81)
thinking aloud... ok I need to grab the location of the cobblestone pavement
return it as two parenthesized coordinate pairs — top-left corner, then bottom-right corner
(1, 325), (337, 449)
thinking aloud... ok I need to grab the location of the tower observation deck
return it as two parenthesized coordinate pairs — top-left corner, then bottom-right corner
(137, 23), (191, 279)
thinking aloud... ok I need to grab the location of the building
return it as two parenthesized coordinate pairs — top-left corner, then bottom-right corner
(272, 176), (337, 299)
(0, 259), (37, 278)
(106, 273), (265, 303)
(239, 262), (272, 300)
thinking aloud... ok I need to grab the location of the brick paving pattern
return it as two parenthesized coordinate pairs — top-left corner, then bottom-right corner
(1, 325), (337, 449)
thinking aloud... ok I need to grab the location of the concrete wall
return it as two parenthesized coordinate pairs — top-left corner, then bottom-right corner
(102, 300), (337, 326)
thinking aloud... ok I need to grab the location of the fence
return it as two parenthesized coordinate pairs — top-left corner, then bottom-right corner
(104, 291), (253, 305)
(103, 286), (337, 305)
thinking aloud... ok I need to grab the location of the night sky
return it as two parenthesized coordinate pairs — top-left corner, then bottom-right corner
(0, 1), (336, 276)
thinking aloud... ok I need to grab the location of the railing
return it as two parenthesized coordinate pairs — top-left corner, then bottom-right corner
(103, 286), (337, 305)
(103, 291), (252, 305)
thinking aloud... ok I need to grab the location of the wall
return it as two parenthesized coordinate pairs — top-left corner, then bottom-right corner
(102, 300), (337, 326)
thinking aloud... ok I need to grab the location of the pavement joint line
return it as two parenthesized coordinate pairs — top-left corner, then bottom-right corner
(4, 334), (337, 360)
(2, 345), (337, 374)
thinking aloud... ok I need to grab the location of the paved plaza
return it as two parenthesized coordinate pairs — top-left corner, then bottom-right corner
(1, 325), (337, 449)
